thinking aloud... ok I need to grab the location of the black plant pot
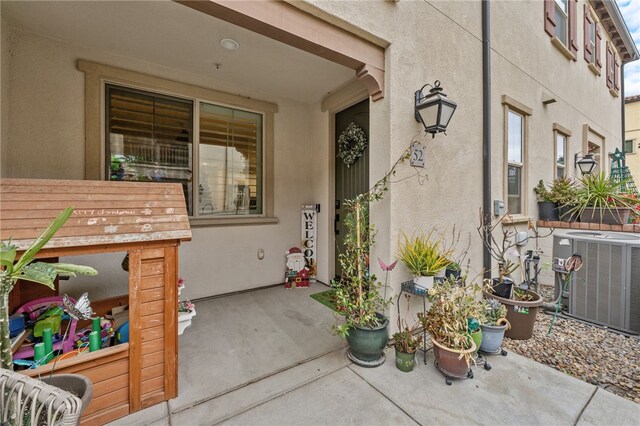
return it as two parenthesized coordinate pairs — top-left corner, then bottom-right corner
(558, 204), (580, 222)
(491, 277), (513, 299)
(445, 268), (461, 281)
(538, 201), (558, 221)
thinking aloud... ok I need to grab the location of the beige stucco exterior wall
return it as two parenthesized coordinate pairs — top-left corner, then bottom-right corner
(1, 26), (323, 300)
(1, 17), (10, 177)
(625, 100), (640, 182)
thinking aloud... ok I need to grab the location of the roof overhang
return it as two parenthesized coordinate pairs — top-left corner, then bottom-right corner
(591, 0), (639, 64)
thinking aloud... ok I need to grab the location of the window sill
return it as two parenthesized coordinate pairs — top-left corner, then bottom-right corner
(551, 37), (576, 61)
(609, 88), (619, 98)
(587, 62), (601, 76)
(501, 215), (531, 225)
(189, 216), (279, 227)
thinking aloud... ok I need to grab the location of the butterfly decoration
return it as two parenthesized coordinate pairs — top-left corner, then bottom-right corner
(378, 258), (398, 272)
(63, 292), (94, 320)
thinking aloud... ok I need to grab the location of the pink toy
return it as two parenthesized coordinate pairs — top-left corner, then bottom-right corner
(13, 296), (78, 360)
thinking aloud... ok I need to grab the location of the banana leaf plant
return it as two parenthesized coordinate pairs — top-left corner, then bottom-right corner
(0, 207), (97, 370)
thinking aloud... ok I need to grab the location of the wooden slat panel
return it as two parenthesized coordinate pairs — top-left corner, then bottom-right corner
(141, 300), (164, 316)
(140, 275), (164, 290)
(140, 326), (164, 342)
(141, 248), (165, 260)
(143, 350), (164, 368)
(140, 312), (164, 329)
(81, 403), (130, 426)
(164, 246), (178, 399)
(141, 338), (165, 356)
(92, 373), (129, 399)
(0, 178), (191, 250)
(141, 363), (165, 382)
(141, 287), (164, 303)
(141, 260), (164, 277)
(141, 376), (164, 395)
(84, 387), (129, 416)
(141, 391), (166, 410)
(23, 344), (128, 377)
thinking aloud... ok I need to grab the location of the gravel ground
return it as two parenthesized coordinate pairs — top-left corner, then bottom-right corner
(502, 284), (640, 404)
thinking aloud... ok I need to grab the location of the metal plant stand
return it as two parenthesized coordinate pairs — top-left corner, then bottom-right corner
(396, 280), (429, 364)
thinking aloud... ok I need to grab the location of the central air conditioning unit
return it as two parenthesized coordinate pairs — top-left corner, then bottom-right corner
(552, 230), (640, 334)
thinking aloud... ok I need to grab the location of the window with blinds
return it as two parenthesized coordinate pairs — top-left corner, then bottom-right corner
(106, 85), (194, 214)
(105, 84), (263, 218)
(199, 103), (262, 216)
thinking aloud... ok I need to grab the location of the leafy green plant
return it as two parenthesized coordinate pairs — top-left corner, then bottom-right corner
(481, 298), (507, 326)
(568, 172), (639, 221)
(549, 177), (578, 206)
(420, 278), (487, 361)
(392, 328), (420, 354)
(0, 208), (98, 370)
(533, 180), (553, 202)
(397, 231), (451, 277)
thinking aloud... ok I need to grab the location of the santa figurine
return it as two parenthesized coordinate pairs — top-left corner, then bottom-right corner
(285, 247), (310, 288)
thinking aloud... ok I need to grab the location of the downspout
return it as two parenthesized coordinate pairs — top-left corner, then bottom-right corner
(482, 0), (492, 278)
(621, 62), (625, 162)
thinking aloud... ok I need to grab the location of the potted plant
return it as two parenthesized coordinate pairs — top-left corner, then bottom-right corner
(533, 180), (558, 221)
(477, 211), (544, 340)
(550, 177), (579, 222)
(479, 299), (510, 354)
(568, 172), (639, 224)
(177, 277), (196, 335)
(397, 230), (451, 290)
(392, 327), (420, 372)
(332, 149), (411, 367)
(420, 278), (484, 382)
(443, 228), (471, 282)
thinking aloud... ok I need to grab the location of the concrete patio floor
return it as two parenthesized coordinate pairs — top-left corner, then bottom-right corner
(109, 284), (639, 426)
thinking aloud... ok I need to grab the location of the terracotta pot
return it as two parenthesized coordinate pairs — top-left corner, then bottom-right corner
(484, 290), (542, 340)
(431, 337), (476, 379)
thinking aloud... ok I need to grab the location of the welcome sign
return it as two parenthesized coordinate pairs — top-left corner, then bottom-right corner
(301, 204), (317, 282)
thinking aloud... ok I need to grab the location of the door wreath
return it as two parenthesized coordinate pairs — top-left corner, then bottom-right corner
(337, 123), (367, 168)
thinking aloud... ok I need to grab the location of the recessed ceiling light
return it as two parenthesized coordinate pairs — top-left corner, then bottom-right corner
(220, 38), (240, 50)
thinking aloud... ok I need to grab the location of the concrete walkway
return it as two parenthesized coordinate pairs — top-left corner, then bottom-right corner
(109, 285), (639, 426)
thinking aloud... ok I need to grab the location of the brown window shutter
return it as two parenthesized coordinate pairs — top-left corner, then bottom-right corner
(595, 25), (602, 69)
(606, 42), (613, 88)
(614, 59), (620, 90)
(544, 0), (556, 37)
(568, 0), (578, 58)
(584, 5), (592, 62)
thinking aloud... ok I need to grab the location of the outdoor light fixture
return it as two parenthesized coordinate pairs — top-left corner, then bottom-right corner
(414, 80), (457, 137)
(220, 38), (240, 50)
(574, 152), (597, 175)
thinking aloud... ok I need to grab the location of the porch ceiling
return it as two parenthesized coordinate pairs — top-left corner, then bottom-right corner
(1, 0), (355, 103)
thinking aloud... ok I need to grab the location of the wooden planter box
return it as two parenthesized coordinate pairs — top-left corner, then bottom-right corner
(0, 178), (192, 425)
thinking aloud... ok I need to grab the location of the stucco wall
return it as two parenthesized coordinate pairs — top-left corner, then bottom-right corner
(625, 100), (640, 183)
(2, 26), (319, 300)
(1, 17), (10, 176)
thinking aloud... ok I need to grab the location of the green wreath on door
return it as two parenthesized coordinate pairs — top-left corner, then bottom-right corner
(337, 123), (367, 168)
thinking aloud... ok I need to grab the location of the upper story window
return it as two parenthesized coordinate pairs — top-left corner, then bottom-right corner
(545, 0), (578, 59)
(583, 5), (602, 73)
(106, 85), (264, 219)
(606, 42), (620, 95)
(625, 139), (636, 155)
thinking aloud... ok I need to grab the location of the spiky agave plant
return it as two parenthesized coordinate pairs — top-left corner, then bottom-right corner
(0, 207), (97, 370)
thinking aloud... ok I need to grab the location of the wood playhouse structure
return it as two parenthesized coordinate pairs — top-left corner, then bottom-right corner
(0, 178), (192, 424)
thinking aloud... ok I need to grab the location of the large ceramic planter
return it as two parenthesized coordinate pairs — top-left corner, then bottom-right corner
(431, 338), (476, 379)
(480, 319), (510, 353)
(413, 276), (435, 289)
(178, 308), (196, 335)
(346, 314), (389, 368)
(394, 349), (416, 372)
(579, 207), (631, 225)
(537, 201), (558, 221)
(484, 290), (542, 340)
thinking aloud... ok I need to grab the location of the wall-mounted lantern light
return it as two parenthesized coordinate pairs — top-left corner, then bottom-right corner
(574, 152), (597, 175)
(414, 80), (457, 137)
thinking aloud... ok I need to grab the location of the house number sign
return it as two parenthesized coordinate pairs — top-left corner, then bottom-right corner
(410, 142), (426, 168)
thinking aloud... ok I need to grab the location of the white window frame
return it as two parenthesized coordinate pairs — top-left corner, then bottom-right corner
(79, 60), (278, 227)
(502, 96), (532, 220)
(553, 123), (571, 179)
(554, 0), (569, 45)
(625, 139), (636, 155)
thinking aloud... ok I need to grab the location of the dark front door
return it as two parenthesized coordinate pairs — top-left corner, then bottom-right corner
(334, 98), (370, 279)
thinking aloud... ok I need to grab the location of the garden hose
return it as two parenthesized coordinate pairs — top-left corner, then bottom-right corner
(548, 254), (583, 334)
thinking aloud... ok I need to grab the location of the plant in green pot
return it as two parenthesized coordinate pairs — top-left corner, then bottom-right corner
(420, 278), (485, 383)
(392, 328), (420, 373)
(398, 231), (451, 290)
(533, 180), (558, 221)
(568, 172), (639, 224)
